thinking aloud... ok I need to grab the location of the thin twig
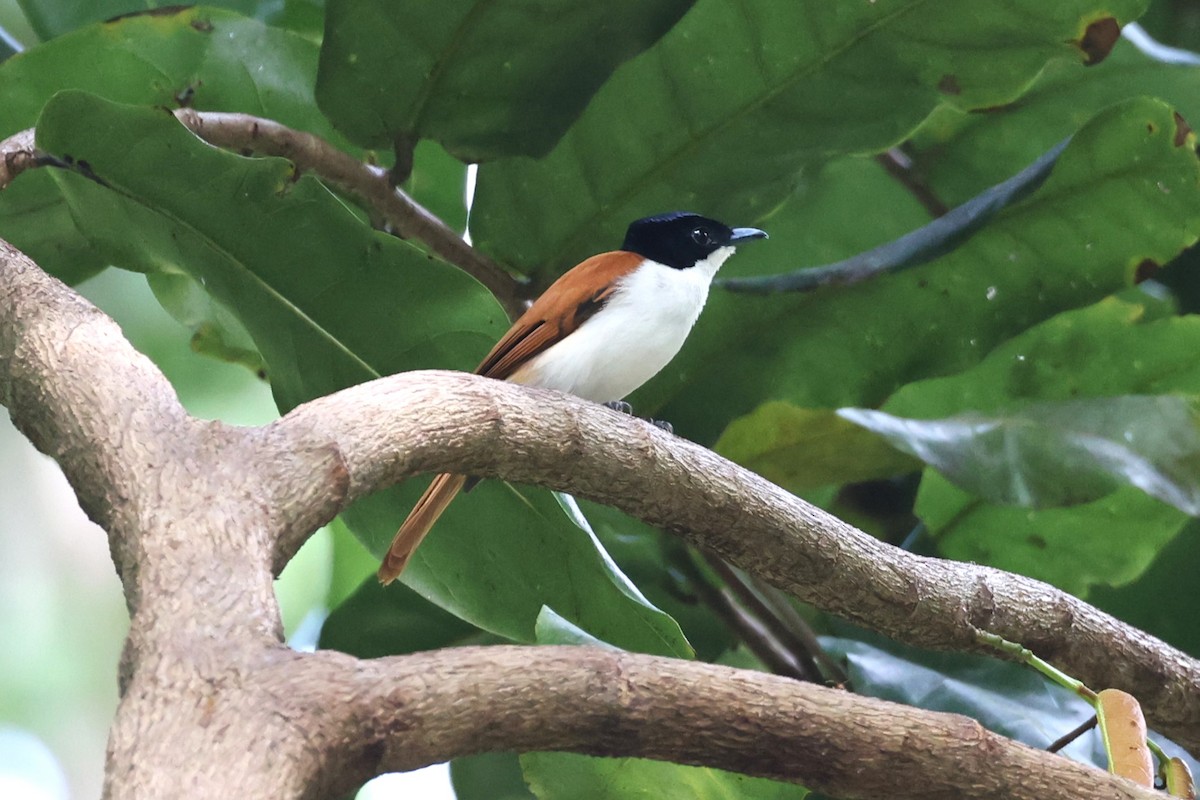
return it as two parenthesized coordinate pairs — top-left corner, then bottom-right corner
(875, 148), (950, 218)
(1047, 715), (1098, 753)
(720, 137), (1070, 295)
(699, 550), (829, 684)
(171, 110), (529, 320)
(747, 574), (851, 687)
(677, 553), (817, 682)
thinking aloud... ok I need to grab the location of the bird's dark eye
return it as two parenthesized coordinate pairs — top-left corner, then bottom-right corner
(690, 227), (713, 246)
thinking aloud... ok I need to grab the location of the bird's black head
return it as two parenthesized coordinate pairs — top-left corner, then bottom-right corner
(621, 211), (767, 270)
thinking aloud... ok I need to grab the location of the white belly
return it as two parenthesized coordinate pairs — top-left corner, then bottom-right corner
(511, 254), (726, 402)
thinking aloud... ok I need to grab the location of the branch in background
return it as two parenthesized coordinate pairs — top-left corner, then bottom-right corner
(719, 137), (1070, 295)
(676, 548), (819, 682)
(747, 572), (850, 687)
(169, 111), (529, 320)
(875, 148), (950, 217)
(698, 549), (835, 685)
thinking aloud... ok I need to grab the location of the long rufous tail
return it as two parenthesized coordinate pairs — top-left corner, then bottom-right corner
(377, 473), (467, 585)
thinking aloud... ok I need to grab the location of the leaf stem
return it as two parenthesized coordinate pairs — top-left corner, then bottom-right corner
(975, 629), (1098, 702)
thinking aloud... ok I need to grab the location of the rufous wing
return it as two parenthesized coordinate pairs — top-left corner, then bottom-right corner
(474, 251), (642, 379)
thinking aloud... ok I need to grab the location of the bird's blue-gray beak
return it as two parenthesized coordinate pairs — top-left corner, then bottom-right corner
(729, 227), (768, 243)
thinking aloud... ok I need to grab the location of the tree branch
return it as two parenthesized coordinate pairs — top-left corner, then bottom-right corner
(275, 645), (1159, 800)
(0, 117), (529, 320)
(171, 110), (529, 320)
(269, 371), (1200, 753)
(0, 233), (1193, 797)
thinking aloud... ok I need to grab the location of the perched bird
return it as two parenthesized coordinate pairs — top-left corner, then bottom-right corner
(378, 211), (767, 584)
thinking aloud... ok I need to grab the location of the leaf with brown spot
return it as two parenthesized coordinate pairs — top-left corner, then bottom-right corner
(1077, 17), (1122, 65)
(1135, 258), (1160, 283)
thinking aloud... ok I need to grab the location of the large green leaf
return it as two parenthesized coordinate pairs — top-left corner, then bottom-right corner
(868, 296), (1200, 594)
(910, 37), (1200, 204)
(650, 97), (1200, 445)
(917, 477), (1185, 597)
(714, 403), (918, 495)
(35, 90), (691, 654)
(319, 573), (487, 659)
(521, 753), (808, 800)
(0, 6), (340, 290)
(315, 0), (694, 161)
(843, 396), (1200, 512)
(472, 0), (1146, 280)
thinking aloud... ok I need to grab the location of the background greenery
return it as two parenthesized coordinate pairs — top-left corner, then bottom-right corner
(3, 1), (1200, 797)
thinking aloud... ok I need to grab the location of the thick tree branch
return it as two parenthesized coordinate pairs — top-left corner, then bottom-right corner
(271, 372), (1200, 753)
(277, 645), (1160, 800)
(0, 232), (1194, 797)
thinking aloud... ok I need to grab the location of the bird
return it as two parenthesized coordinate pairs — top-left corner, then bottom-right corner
(377, 211), (768, 584)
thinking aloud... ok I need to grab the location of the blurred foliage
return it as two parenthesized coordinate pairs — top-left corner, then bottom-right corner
(3, 1), (1200, 799)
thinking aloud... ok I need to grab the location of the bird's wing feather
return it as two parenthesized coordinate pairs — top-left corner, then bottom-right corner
(475, 251), (643, 379)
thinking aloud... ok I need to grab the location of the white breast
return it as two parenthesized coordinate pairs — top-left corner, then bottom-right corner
(511, 247), (735, 402)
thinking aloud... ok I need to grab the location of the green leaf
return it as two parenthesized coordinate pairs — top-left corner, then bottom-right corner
(145, 272), (264, 373)
(318, 574), (488, 659)
(315, 0), (694, 160)
(654, 97), (1200, 444)
(534, 606), (618, 649)
(715, 403), (918, 494)
(521, 753), (809, 800)
(883, 297), (1200, 417)
(917, 476), (1185, 597)
(344, 482), (693, 655)
(36, 91), (498, 408)
(326, 517), (377, 611)
(0, 6), (344, 283)
(34, 91), (693, 654)
(842, 396), (1200, 513)
(452, 753), (537, 800)
(1090, 516), (1200, 658)
(572, 500), (735, 662)
(473, 0), (1147, 278)
(910, 37), (1200, 204)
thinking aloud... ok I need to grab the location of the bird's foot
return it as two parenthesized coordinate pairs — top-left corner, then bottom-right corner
(603, 400), (673, 434)
(603, 400), (634, 415)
